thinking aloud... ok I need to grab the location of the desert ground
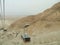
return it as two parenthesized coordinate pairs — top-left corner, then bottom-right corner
(0, 20), (60, 45)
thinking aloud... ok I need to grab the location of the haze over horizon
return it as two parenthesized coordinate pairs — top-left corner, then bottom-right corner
(0, 0), (60, 18)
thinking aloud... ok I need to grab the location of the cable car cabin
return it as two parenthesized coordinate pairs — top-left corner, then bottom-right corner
(0, 28), (7, 31)
(21, 34), (31, 42)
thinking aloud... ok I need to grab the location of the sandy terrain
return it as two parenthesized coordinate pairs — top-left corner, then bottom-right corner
(0, 20), (60, 45)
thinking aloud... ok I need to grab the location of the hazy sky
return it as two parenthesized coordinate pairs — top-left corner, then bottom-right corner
(0, 0), (60, 17)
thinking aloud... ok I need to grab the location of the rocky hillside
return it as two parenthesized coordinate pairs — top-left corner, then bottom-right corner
(0, 2), (60, 45)
(8, 15), (39, 30)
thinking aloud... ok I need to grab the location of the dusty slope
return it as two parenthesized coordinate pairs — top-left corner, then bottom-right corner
(0, 2), (60, 45)
(8, 15), (39, 30)
(27, 20), (60, 35)
(0, 21), (60, 45)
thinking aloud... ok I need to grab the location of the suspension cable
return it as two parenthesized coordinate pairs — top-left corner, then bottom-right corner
(0, 0), (4, 29)
(0, 0), (5, 30)
(3, 0), (5, 29)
